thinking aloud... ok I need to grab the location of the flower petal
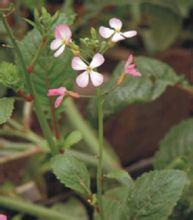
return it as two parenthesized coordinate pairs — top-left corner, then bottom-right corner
(90, 71), (104, 87)
(55, 95), (64, 108)
(109, 18), (122, 30)
(127, 70), (141, 77)
(125, 54), (133, 68)
(99, 26), (114, 38)
(47, 87), (67, 97)
(111, 33), (125, 42)
(50, 39), (62, 50)
(55, 24), (72, 42)
(76, 71), (89, 88)
(90, 53), (105, 69)
(54, 45), (65, 57)
(122, 30), (137, 38)
(71, 57), (87, 70)
(0, 214), (7, 220)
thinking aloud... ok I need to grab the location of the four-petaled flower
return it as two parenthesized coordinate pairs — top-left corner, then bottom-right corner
(72, 53), (105, 88)
(0, 214), (7, 220)
(47, 87), (67, 108)
(50, 24), (72, 57)
(124, 54), (141, 77)
(99, 18), (137, 42)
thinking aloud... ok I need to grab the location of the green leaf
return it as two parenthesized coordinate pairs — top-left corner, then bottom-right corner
(0, 98), (14, 125)
(94, 186), (131, 220)
(127, 170), (189, 220)
(21, 0), (45, 10)
(17, 27), (75, 113)
(88, 56), (180, 118)
(141, 2), (182, 52)
(154, 118), (193, 170)
(63, 130), (82, 149)
(106, 169), (134, 186)
(40, 198), (88, 220)
(51, 154), (91, 196)
(0, 62), (22, 91)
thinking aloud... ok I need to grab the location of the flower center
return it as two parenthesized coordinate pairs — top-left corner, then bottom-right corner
(62, 38), (67, 45)
(87, 66), (92, 73)
(115, 28), (121, 33)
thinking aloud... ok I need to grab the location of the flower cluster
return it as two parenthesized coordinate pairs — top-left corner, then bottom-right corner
(48, 18), (141, 108)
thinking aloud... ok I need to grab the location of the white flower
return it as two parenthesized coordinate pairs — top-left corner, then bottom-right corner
(71, 53), (105, 88)
(50, 24), (72, 57)
(99, 18), (137, 42)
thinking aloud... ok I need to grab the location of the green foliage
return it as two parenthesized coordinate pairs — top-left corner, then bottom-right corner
(88, 56), (181, 118)
(80, 27), (108, 58)
(63, 130), (82, 149)
(0, 97), (14, 125)
(24, 7), (59, 36)
(95, 186), (130, 220)
(0, 62), (22, 91)
(40, 198), (88, 220)
(17, 28), (75, 113)
(141, 3), (182, 52)
(106, 169), (134, 186)
(51, 154), (91, 196)
(154, 118), (193, 170)
(127, 170), (189, 220)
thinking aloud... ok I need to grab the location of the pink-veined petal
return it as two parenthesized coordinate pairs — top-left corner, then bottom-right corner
(125, 54), (133, 67)
(55, 24), (72, 42)
(109, 18), (122, 30)
(127, 69), (141, 77)
(47, 87), (67, 97)
(50, 39), (62, 50)
(122, 30), (137, 38)
(90, 53), (105, 69)
(0, 214), (7, 220)
(99, 26), (114, 38)
(90, 71), (104, 87)
(54, 45), (65, 57)
(111, 32), (125, 42)
(55, 95), (64, 108)
(71, 57), (87, 70)
(76, 71), (89, 88)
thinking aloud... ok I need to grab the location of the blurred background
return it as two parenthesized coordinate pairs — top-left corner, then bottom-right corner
(1, 0), (193, 219)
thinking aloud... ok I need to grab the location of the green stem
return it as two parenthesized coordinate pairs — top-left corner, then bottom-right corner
(0, 13), (58, 155)
(0, 196), (77, 220)
(64, 98), (120, 170)
(96, 89), (105, 220)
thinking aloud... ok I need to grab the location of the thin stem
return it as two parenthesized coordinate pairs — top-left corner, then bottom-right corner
(0, 196), (76, 220)
(0, 13), (58, 155)
(96, 88), (105, 220)
(64, 98), (120, 170)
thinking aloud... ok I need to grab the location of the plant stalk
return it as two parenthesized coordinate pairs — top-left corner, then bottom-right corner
(0, 13), (58, 155)
(96, 89), (105, 220)
(0, 196), (76, 220)
(64, 98), (120, 170)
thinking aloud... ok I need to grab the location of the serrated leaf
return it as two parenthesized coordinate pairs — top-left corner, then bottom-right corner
(106, 169), (134, 186)
(95, 186), (131, 220)
(63, 130), (82, 149)
(154, 118), (193, 170)
(0, 98), (14, 125)
(128, 170), (189, 220)
(0, 62), (22, 91)
(88, 56), (180, 118)
(51, 154), (91, 196)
